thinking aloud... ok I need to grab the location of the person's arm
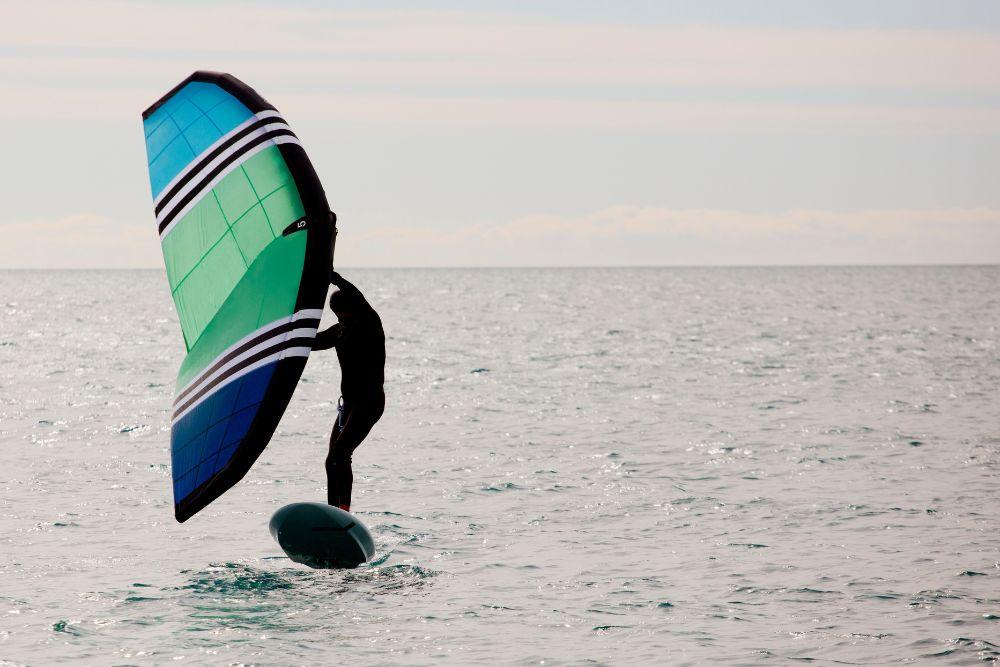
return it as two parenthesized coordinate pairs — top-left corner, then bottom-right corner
(312, 322), (344, 351)
(331, 271), (373, 310)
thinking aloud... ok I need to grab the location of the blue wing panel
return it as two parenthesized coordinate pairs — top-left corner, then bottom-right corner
(143, 81), (255, 199)
(170, 362), (278, 508)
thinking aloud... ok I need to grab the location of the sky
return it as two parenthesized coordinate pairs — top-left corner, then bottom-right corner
(2, 0), (1000, 267)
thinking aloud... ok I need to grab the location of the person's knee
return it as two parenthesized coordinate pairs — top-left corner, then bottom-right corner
(326, 446), (352, 471)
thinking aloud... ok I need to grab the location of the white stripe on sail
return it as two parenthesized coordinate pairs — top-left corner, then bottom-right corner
(158, 135), (301, 239)
(174, 308), (324, 401)
(153, 110), (283, 208)
(172, 327), (317, 410)
(172, 346), (312, 423)
(174, 315), (290, 397)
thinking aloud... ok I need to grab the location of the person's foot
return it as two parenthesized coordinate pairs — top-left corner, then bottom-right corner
(338, 503), (350, 512)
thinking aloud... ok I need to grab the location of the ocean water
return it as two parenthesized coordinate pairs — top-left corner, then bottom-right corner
(0, 266), (998, 665)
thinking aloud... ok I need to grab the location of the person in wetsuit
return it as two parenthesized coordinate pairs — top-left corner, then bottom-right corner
(312, 271), (385, 512)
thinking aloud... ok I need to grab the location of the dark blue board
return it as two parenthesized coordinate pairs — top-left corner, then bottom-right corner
(269, 503), (375, 569)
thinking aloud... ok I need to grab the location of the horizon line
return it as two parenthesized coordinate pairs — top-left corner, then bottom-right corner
(1, 262), (998, 271)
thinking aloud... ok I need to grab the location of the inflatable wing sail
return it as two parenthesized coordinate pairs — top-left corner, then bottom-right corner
(141, 72), (334, 522)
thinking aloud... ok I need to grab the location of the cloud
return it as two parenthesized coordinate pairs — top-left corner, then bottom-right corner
(3, 84), (998, 135)
(0, 214), (160, 269)
(3, 207), (996, 269)
(2, 1), (1000, 134)
(3, 3), (1000, 90)
(343, 206), (1000, 267)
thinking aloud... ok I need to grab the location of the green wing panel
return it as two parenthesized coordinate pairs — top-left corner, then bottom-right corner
(162, 147), (305, 349)
(176, 232), (307, 391)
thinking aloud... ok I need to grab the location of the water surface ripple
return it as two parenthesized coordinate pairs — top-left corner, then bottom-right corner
(0, 267), (998, 664)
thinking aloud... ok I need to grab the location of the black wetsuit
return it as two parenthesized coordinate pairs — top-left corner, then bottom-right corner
(312, 273), (385, 509)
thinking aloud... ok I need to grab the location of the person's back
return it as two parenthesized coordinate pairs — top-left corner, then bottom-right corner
(332, 295), (385, 404)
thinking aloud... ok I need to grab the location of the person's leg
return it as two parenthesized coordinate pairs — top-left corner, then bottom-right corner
(326, 408), (380, 511)
(326, 417), (344, 507)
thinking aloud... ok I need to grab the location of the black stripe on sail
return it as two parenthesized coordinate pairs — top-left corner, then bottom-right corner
(158, 128), (297, 235)
(155, 116), (288, 215)
(173, 337), (313, 420)
(174, 318), (320, 407)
